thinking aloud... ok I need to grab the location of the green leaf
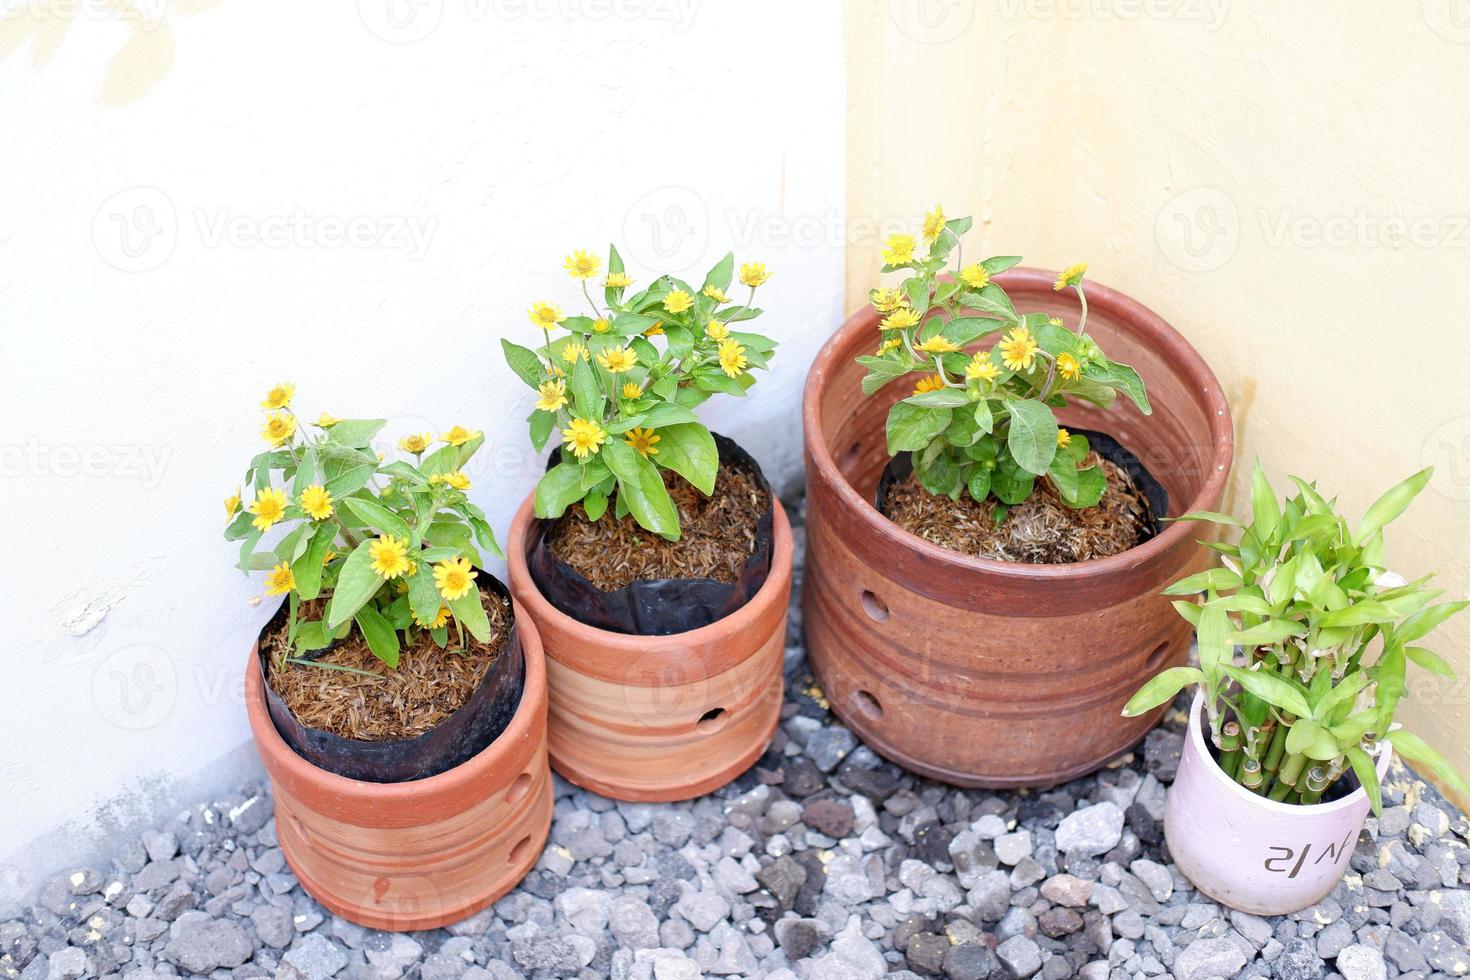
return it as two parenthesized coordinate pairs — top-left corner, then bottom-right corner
(858, 356), (911, 395)
(406, 561), (443, 626)
(652, 422), (718, 495)
(1084, 361), (1151, 414)
(1345, 746), (1383, 816)
(904, 388), (971, 408)
(603, 438), (681, 540)
(940, 316), (1003, 347)
(981, 255), (1022, 275)
(325, 540), (384, 631)
(638, 402), (703, 428)
(1163, 567), (1243, 595)
(1285, 719), (1343, 762)
(448, 589), (491, 644)
(323, 463), (377, 499)
(1387, 730), (1470, 796)
(1312, 671), (1371, 719)
(1002, 399), (1058, 475)
(292, 524), (338, 601)
(571, 356), (601, 417)
(342, 497), (411, 540)
(326, 419), (387, 447)
(702, 251), (734, 292)
(291, 620), (332, 655)
(354, 607), (400, 668)
(1405, 646), (1457, 680)
(1122, 666), (1204, 717)
(1316, 600), (1399, 629)
(529, 408), (557, 453)
(1250, 464), (1280, 542)
(886, 402), (952, 454)
(1222, 664), (1312, 718)
(502, 339), (545, 389)
(1175, 510), (1243, 527)
(1172, 600), (1203, 626)
(1231, 619), (1308, 646)
(1394, 600), (1469, 645)
(535, 463), (585, 519)
(967, 466), (991, 505)
(1355, 467), (1432, 545)
(1197, 602), (1232, 681)
(583, 489), (609, 522)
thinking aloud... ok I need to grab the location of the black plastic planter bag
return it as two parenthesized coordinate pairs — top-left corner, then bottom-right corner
(258, 575), (525, 783)
(876, 427), (1169, 540)
(529, 432), (775, 636)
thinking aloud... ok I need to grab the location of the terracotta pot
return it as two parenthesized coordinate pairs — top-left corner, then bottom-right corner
(802, 267), (1233, 788)
(244, 600), (553, 931)
(507, 493), (791, 802)
(1167, 692), (1390, 915)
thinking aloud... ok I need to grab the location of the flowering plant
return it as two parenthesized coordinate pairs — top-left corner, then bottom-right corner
(504, 247), (777, 541)
(859, 207), (1150, 518)
(223, 385), (503, 670)
(1124, 464), (1467, 809)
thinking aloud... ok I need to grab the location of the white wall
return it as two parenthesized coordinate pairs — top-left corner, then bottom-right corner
(0, 0), (846, 903)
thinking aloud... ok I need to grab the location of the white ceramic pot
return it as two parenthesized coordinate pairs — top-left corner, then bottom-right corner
(1165, 691), (1391, 915)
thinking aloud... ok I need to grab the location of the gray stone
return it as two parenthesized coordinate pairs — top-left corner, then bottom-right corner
(967, 869), (1013, 922)
(1173, 937), (1247, 980)
(904, 932), (947, 975)
(1275, 938), (1324, 980)
(994, 831), (1033, 866)
(1040, 873), (1093, 907)
(996, 935), (1043, 978)
(805, 727), (857, 773)
(44, 947), (88, 980)
(164, 916), (253, 975)
(1437, 887), (1470, 944)
(942, 942), (995, 980)
(510, 935), (596, 974)
(250, 905), (292, 949)
(140, 831), (178, 864)
(609, 896), (660, 950)
(1130, 859), (1173, 903)
(555, 887), (610, 936)
(1054, 803), (1124, 856)
(775, 918), (822, 960)
(281, 933), (349, 980)
(1335, 944), (1387, 980)
(673, 889), (729, 933)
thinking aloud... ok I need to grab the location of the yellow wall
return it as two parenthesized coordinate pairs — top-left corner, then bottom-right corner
(848, 2), (1470, 806)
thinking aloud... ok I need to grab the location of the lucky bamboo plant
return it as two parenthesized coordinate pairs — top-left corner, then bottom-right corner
(858, 206), (1150, 519)
(504, 247), (777, 541)
(1124, 463), (1468, 809)
(224, 384), (503, 670)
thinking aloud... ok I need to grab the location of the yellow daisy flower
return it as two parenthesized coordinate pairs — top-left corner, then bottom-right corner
(998, 327), (1039, 372)
(313, 412), (342, 428)
(876, 337), (901, 355)
(441, 425), (479, 447)
(592, 317), (611, 333)
(1057, 427), (1073, 449)
(260, 412), (296, 447)
(643, 322), (664, 336)
(434, 557), (477, 601)
(225, 487), (242, 519)
(881, 308), (922, 331)
(1057, 352), (1082, 381)
(604, 272), (634, 288)
(738, 262), (771, 287)
(528, 301), (565, 329)
(596, 346), (638, 374)
(916, 336), (960, 355)
(706, 320), (730, 341)
(621, 382), (642, 400)
(414, 605), (451, 629)
(718, 339), (748, 378)
(441, 470), (471, 490)
(561, 342), (589, 364)
(369, 535), (412, 579)
(965, 355), (1000, 383)
(322, 551), (337, 565)
(264, 562), (296, 597)
(663, 289), (694, 314)
(1048, 316), (1064, 327)
(921, 204), (945, 243)
(1054, 261), (1088, 291)
(882, 234), (917, 265)
(959, 264), (990, 290)
(913, 374), (946, 395)
(300, 485), (333, 521)
(260, 383), (295, 410)
(564, 249), (602, 280)
(536, 379), (568, 412)
(625, 427), (661, 458)
(248, 488), (289, 533)
(562, 418), (607, 459)
(703, 285), (729, 303)
(399, 432), (432, 454)
(871, 287), (909, 314)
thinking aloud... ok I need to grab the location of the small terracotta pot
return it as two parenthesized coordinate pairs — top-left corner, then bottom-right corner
(802, 267), (1233, 788)
(244, 601), (553, 931)
(507, 494), (791, 802)
(1167, 692), (1391, 915)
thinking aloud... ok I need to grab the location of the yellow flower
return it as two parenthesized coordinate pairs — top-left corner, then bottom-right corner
(959, 264), (990, 290)
(998, 327), (1039, 372)
(706, 320), (730, 341)
(703, 285), (729, 303)
(441, 425), (479, 447)
(881, 308), (922, 331)
(1048, 316), (1063, 327)
(882, 234), (917, 265)
(564, 249), (602, 280)
(596, 345), (638, 374)
(414, 605), (451, 629)
(876, 337), (901, 355)
(1057, 352), (1082, 381)
(625, 427), (661, 458)
(604, 272), (634, 288)
(562, 418), (607, 459)
(965, 355), (1000, 383)
(441, 470), (471, 490)
(536, 379), (568, 412)
(916, 335), (960, 355)
(300, 485), (333, 521)
(313, 412), (342, 428)
(871, 287), (909, 314)
(1054, 261), (1088, 291)
(561, 342), (589, 364)
(738, 262), (771, 287)
(260, 383), (295, 410)
(549, 364), (566, 377)
(225, 487), (242, 519)
(592, 317), (611, 333)
(643, 322), (664, 336)
(399, 432), (432, 454)
(369, 535), (412, 579)
(323, 551), (337, 565)
(913, 374), (946, 395)
(260, 412), (296, 447)
(248, 488), (289, 533)
(264, 562), (296, 597)
(718, 339), (748, 378)
(663, 289), (694, 314)
(434, 557), (477, 601)
(1057, 427), (1073, 449)
(528, 301), (565, 329)
(921, 204), (946, 243)
(621, 383), (643, 400)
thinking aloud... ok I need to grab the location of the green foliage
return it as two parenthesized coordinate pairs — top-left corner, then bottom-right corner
(1124, 463), (1466, 810)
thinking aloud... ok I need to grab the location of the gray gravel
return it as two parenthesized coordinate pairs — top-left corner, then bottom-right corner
(5, 497), (1470, 979)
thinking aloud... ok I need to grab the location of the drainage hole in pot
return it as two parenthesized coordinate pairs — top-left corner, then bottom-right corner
(505, 772), (533, 806)
(851, 689), (884, 722)
(839, 440), (862, 473)
(696, 707), (729, 734)
(1144, 641), (1170, 671)
(859, 590), (889, 622)
(509, 835), (534, 866)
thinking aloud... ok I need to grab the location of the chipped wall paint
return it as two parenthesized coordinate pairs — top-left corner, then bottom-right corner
(0, 0), (846, 901)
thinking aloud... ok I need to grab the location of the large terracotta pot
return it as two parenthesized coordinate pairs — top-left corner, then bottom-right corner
(244, 601), (553, 931)
(1167, 692), (1391, 915)
(802, 267), (1232, 788)
(507, 494), (791, 802)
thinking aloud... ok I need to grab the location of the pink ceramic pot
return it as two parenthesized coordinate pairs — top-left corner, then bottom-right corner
(1165, 691), (1391, 915)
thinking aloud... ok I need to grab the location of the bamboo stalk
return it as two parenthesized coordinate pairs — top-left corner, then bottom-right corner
(1298, 766), (1330, 805)
(1240, 756), (1265, 793)
(1263, 716), (1291, 776)
(1219, 721), (1243, 779)
(1277, 752), (1308, 790)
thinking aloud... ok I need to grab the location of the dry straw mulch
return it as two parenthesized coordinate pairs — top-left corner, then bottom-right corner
(883, 453), (1151, 564)
(545, 463), (769, 591)
(263, 589), (510, 741)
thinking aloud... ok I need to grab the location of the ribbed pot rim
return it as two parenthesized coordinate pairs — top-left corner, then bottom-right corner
(803, 266), (1234, 583)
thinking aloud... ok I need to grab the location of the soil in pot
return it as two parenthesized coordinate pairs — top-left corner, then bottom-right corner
(877, 430), (1165, 564)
